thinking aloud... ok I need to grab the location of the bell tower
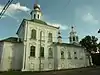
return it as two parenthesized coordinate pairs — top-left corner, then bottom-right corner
(69, 26), (79, 44)
(30, 0), (42, 20)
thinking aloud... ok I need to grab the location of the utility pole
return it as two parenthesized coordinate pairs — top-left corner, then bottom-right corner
(39, 31), (42, 71)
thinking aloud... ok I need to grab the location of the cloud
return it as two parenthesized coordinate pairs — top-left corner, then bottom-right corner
(82, 13), (99, 24)
(8, 2), (30, 12)
(47, 22), (68, 30)
(75, 6), (99, 25)
(0, 2), (30, 19)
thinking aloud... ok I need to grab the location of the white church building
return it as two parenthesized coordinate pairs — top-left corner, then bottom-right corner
(0, 1), (93, 71)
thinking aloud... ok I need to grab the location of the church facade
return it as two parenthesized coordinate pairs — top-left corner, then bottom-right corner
(0, 1), (93, 71)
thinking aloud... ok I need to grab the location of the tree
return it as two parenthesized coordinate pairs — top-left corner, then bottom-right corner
(80, 35), (98, 53)
(80, 35), (98, 66)
(97, 42), (100, 52)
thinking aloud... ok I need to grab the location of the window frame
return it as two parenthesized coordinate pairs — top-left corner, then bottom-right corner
(61, 51), (65, 59)
(73, 36), (75, 41)
(48, 48), (53, 58)
(74, 52), (77, 59)
(38, 14), (39, 19)
(34, 14), (36, 19)
(40, 47), (44, 58)
(31, 29), (36, 40)
(30, 46), (35, 57)
(48, 33), (52, 42)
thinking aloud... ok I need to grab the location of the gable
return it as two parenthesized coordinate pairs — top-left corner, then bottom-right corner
(16, 19), (59, 35)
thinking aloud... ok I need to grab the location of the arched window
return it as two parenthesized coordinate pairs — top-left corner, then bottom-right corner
(61, 51), (64, 59)
(69, 37), (72, 42)
(31, 29), (36, 39)
(38, 14), (39, 19)
(48, 48), (53, 58)
(34, 14), (36, 19)
(73, 36), (75, 41)
(74, 52), (77, 59)
(30, 46), (35, 57)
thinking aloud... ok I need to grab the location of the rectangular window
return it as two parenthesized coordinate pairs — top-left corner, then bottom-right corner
(48, 33), (52, 42)
(48, 48), (53, 58)
(40, 47), (44, 57)
(30, 46), (35, 57)
(41, 31), (45, 41)
(34, 14), (36, 19)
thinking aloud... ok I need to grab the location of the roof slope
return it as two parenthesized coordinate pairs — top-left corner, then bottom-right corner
(53, 42), (83, 48)
(16, 19), (59, 34)
(27, 19), (48, 25)
(25, 19), (59, 29)
(0, 37), (22, 43)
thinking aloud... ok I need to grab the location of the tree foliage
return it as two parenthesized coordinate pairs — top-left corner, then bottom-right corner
(80, 35), (98, 53)
(97, 42), (100, 52)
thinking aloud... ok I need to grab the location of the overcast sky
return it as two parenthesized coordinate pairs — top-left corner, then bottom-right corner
(0, 0), (100, 43)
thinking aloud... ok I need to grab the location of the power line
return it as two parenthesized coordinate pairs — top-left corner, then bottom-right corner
(0, 0), (14, 19)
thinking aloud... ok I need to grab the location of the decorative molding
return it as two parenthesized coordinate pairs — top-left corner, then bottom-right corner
(60, 48), (65, 51)
(48, 57), (53, 59)
(38, 43), (45, 47)
(30, 38), (37, 42)
(61, 63), (65, 68)
(28, 56), (36, 59)
(48, 63), (52, 69)
(41, 63), (44, 69)
(29, 63), (34, 70)
(29, 42), (36, 46)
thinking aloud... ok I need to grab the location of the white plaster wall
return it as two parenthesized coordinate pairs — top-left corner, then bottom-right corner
(0, 42), (3, 62)
(1, 42), (14, 71)
(21, 20), (91, 71)
(0, 42), (4, 71)
(22, 21), (58, 71)
(12, 43), (24, 70)
(0, 42), (23, 71)
(56, 45), (90, 70)
(18, 20), (91, 71)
